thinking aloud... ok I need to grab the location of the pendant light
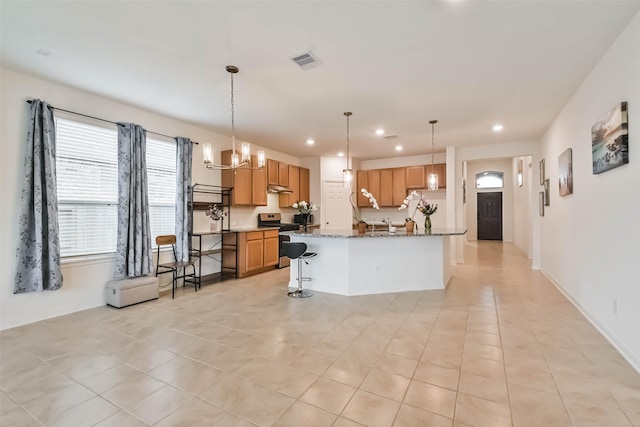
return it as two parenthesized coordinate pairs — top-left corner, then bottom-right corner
(203, 65), (265, 170)
(343, 112), (353, 188)
(427, 119), (439, 191)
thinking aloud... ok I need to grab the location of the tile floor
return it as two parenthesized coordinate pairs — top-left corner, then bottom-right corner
(1, 242), (639, 426)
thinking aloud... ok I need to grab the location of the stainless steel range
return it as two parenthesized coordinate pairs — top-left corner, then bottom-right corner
(257, 213), (300, 268)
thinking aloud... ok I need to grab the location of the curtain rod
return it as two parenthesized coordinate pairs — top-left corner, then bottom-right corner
(26, 99), (199, 144)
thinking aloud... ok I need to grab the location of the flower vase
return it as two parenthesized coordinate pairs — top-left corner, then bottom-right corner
(405, 221), (415, 234)
(424, 215), (432, 233)
(210, 220), (222, 233)
(302, 214), (309, 232)
(357, 222), (367, 234)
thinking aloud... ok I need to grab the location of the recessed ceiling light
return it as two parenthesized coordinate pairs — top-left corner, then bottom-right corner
(338, 151), (344, 157)
(375, 129), (384, 136)
(36, 49), (51, 56)
(395, 145), (403, 151)
(306, 139), (314, 145)
(493, 124), (504, 132)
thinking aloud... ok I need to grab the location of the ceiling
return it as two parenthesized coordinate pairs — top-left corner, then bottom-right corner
(2, 1), (639, 160)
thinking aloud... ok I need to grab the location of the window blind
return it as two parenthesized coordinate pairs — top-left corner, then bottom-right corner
(55, 117), (177, 257)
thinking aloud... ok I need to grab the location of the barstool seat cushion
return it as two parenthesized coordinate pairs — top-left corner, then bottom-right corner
(282, 242), (307, 259)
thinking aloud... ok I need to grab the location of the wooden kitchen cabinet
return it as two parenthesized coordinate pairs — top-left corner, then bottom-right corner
(432, 163), (446, 189)
(267, 159), (279, 185)
(263, 230), (279, 267)
(279, 165), (300, 207)
(299, 167), (310, 203)
(237, 230), (279, 278)
(406, 166), (425, 189)
(278, 162), (289, 186)
(392, 167), (407, 206)
(252, 155), (267, 206)
(221, 150), (252, 205)
(379, 169), (394, 207)
(356, 170), (368, 207)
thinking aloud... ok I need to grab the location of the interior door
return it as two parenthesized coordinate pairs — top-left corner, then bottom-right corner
(477, 192), (503, 240)
(323, 181), (350, 229)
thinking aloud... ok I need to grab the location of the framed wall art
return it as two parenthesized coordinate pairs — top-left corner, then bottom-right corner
(544, 179), (550, 206)
(539, 158), (545, 185)
(591, 102), (628, 174)
(558, 148), (573, 197)
(539, 192), (545, 216)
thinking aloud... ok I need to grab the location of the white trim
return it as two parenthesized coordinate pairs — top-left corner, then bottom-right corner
(61, 253), (116, 267)
(541, 268), (640, 374)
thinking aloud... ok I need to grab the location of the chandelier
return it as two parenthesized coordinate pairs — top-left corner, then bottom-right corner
(343, 112), (353, 188)
(202, 65), (265, 170)
(427, 119), (439, 191)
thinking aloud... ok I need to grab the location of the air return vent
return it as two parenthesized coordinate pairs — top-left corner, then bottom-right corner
(384, 135), (399, 140)
(290, 51), (322, 70)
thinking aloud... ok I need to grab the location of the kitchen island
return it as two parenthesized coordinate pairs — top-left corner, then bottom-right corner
(281, 228), (467, 296)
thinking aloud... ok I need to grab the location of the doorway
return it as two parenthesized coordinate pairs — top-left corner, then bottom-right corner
(322, 180), (351, 229)
(477, 192), (503, 240)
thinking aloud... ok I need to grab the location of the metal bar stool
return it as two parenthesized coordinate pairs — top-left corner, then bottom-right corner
(281, 241), (317, 298)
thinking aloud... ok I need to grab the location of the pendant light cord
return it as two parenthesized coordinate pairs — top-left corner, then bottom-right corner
(230, 71), (235, 154)
(346, 113), (350, 170)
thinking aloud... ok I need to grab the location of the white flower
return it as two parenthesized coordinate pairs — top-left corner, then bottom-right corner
(292, 203), (298, 209)
(398, 190), (422, 210)
(360, 188), (380, 210)
(312, 205), (318, 211)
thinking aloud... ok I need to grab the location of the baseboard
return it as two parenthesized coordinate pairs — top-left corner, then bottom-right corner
(541, 269), (640, 374)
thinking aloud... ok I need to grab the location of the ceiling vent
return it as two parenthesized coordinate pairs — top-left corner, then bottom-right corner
(384, 135), (399, 140)
(290, 51), (322, 70)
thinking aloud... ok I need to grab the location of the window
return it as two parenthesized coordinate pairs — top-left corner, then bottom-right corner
(476, 171), (504, 189)
(56, 117), (176, 257)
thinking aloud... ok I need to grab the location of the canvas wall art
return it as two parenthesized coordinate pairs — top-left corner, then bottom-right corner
(539, 192), (545, 216)
(544, 179), (550, 206)
(539, 159), (545, 185)
(558, 148), (573, 197)
(592, 102), (628, 174)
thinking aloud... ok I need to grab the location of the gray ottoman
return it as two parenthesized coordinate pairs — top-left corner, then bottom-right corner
(105, 276), (159, 308)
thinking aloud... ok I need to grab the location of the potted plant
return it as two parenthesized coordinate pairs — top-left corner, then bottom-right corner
(405, 217), (416, 234)
(205, 204), (227, 233)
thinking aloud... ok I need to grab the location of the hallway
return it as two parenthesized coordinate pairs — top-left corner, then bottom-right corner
(1, 242), (639, 426)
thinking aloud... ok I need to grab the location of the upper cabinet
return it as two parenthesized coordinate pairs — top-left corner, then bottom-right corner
(356, 163), (447, 207)
(299, 167), (310, 203)
(221, 150), (252, 205)
(278, 162), (289, 187)
(267, 159), (279, 185)
(278, 164), (310, 208)
(406, 166), (425, 189)
(252, 155), (267, 206)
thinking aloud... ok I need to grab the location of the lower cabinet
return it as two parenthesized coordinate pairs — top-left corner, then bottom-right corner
(238, 229), (280, 278)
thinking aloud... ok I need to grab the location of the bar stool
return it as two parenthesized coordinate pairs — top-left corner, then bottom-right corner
(281, 241), (317, 298)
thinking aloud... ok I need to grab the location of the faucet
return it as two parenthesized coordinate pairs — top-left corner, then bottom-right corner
(382, 218), (394, 235)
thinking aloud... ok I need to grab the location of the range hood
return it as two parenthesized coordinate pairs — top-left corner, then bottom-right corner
(267, 184), (293, 194)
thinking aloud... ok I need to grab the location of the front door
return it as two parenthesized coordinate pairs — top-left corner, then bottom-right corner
(477, 192), (503, 240)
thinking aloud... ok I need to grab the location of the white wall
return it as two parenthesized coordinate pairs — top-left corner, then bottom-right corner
(538, 11), (640, 370)
(0, 68), (310, 330)
(512, 156), (533, 258)
(466, 158), (514, 241)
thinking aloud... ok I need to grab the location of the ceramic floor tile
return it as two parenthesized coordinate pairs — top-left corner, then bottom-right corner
(374, 352), (418, 378)
(126, 384), (191, 425)
(458, 371), (509, 404)
(49, 396), (119, 427)
(153, 395), (227, 427)
(403, 379), (457, 419)
(393, 404), (454, 427)
(413, 361), (460, 391)
(272, 401), (337, 427)
(93, 410), (148, 427)
(342, 390), (401, 427)
(360, 369), (410, 401)
(299, 377), (356, 415)
(323, 359), (371, 388)
(454, 392), (512, 427)
(2, 242), (640, 427)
